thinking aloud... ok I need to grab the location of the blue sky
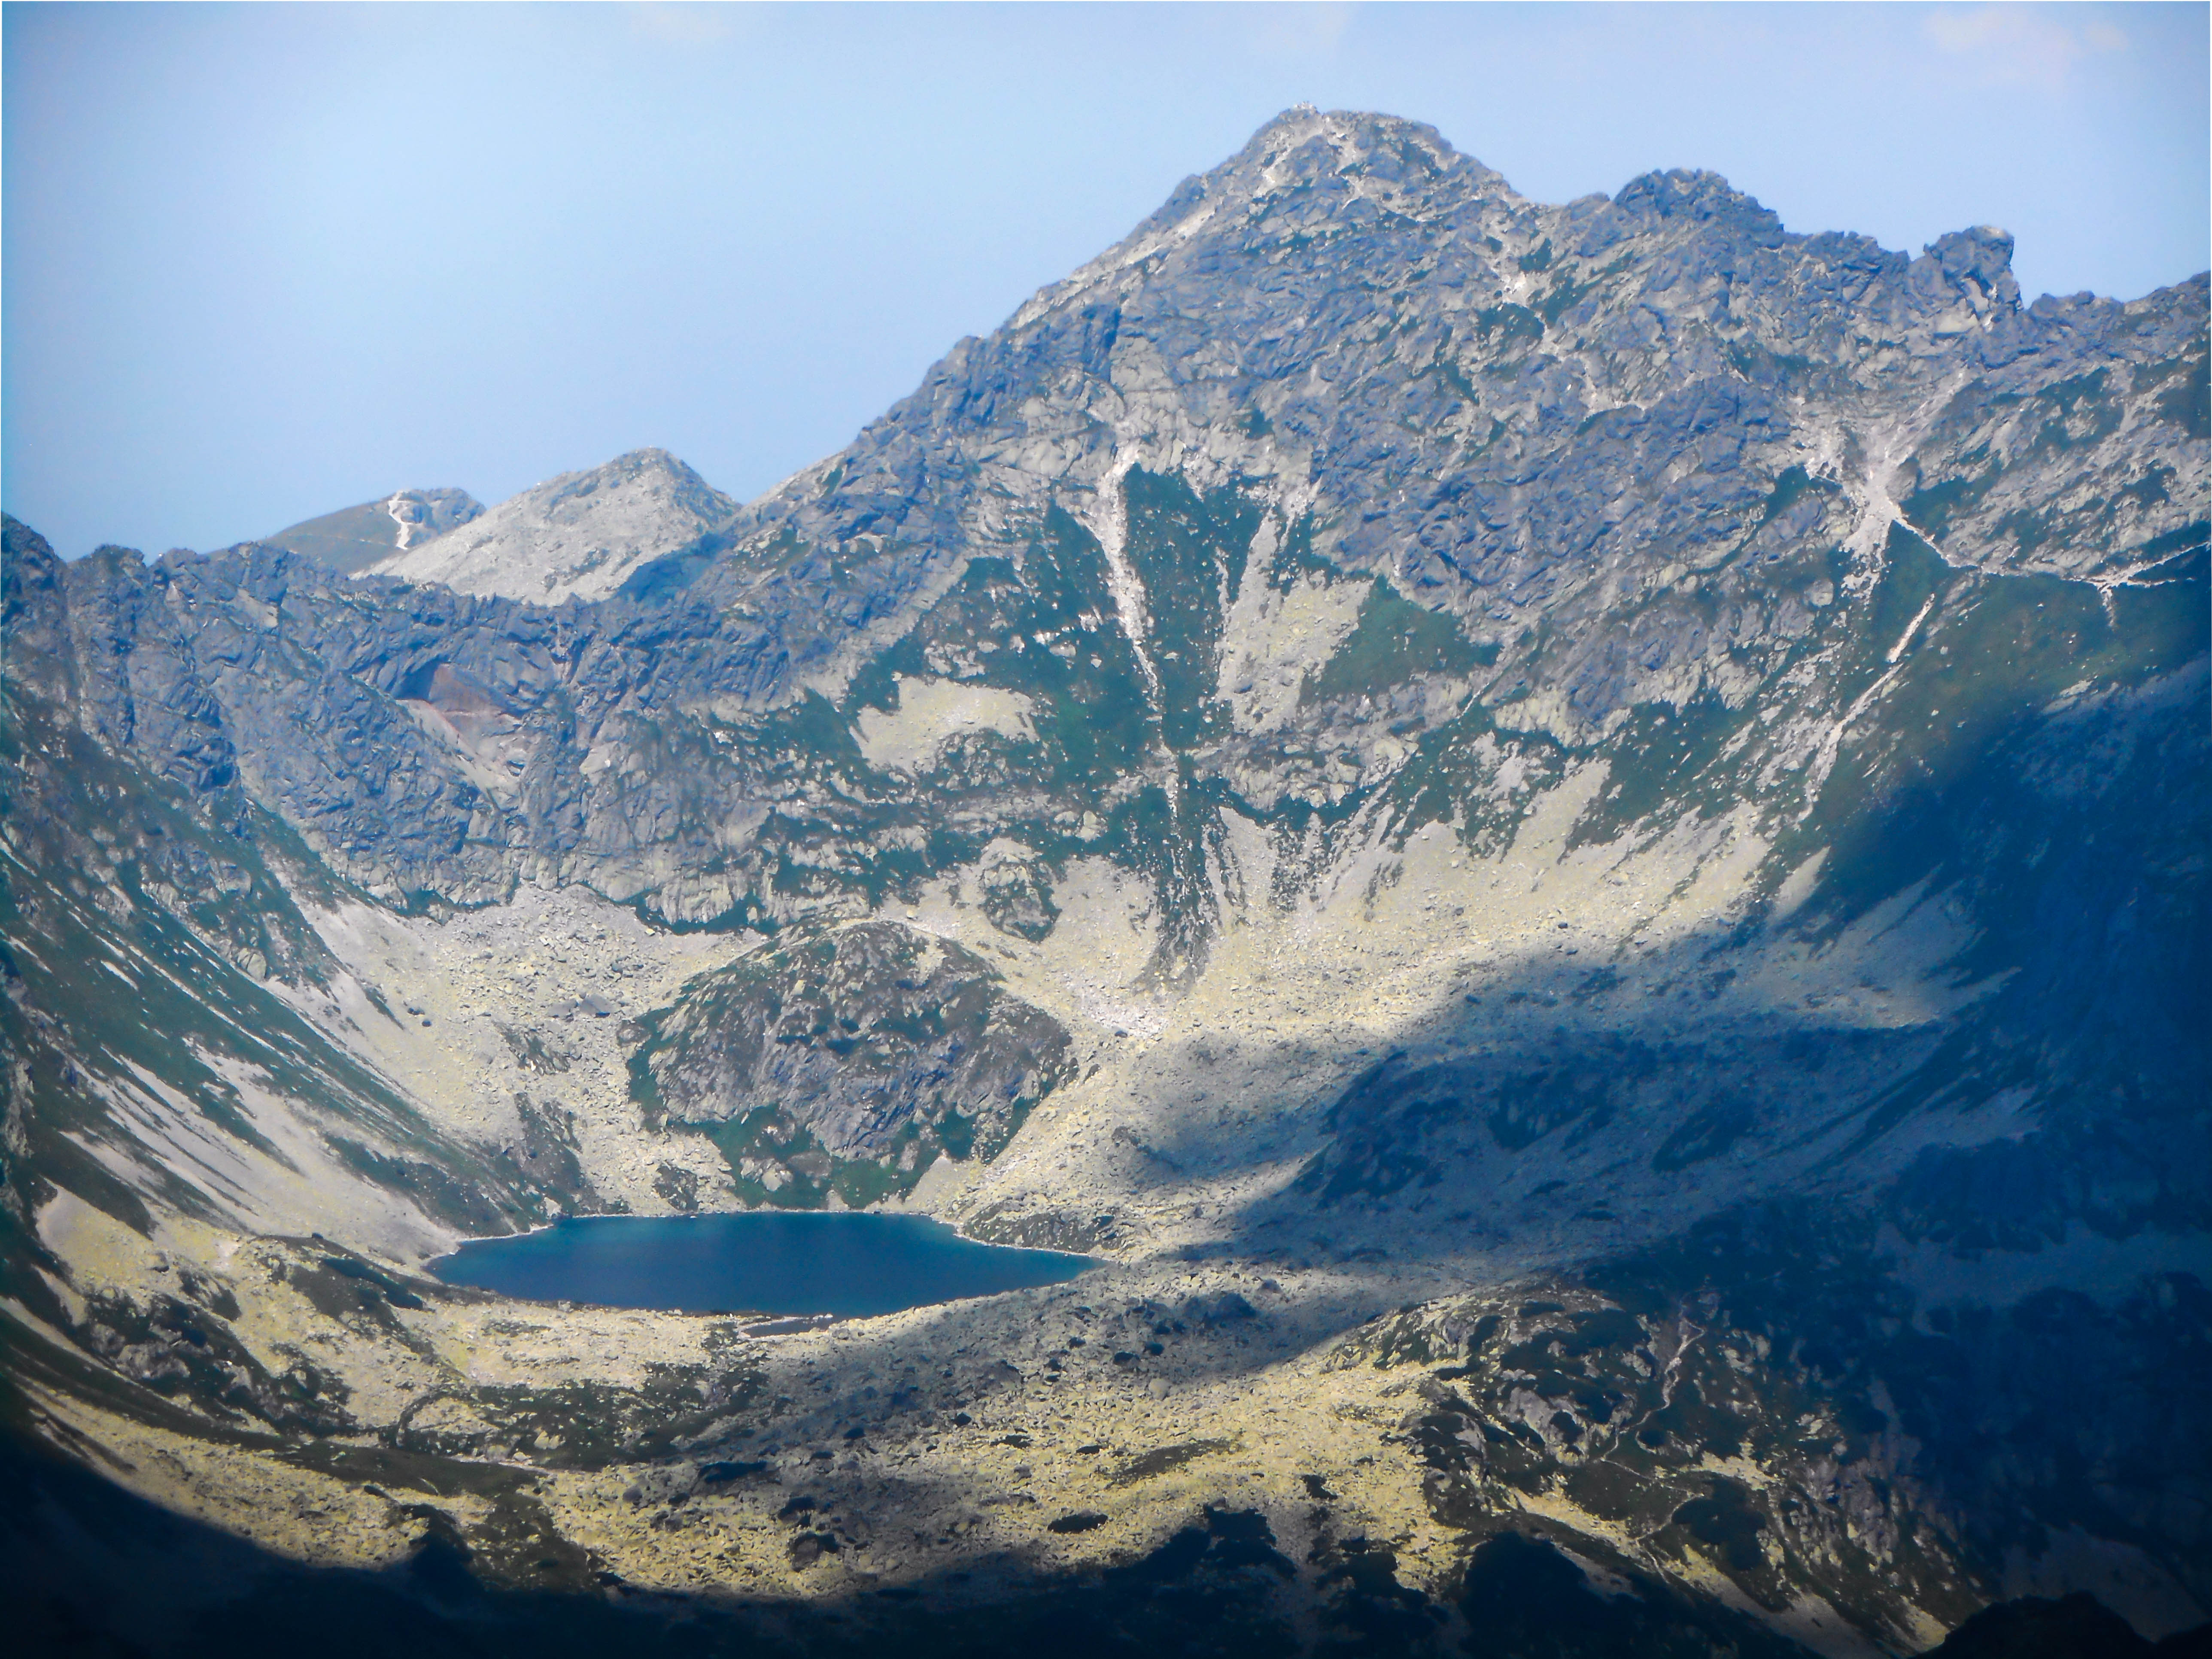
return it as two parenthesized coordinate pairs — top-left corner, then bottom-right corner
(5, 2), (2206, 559)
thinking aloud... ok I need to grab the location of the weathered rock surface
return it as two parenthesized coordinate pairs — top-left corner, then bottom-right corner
(16, 112), (2197, 951)
(367, 447), (736, 604)
(633, 921), (1073, 1205)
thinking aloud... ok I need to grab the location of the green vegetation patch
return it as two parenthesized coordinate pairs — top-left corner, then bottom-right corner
(1569, 691), (1750, 849)
(1266, 510), (1341, 592)
(1378, 699), (1566, 859)
(1120, 466), (1258, 750)
(1796, 535), (2207, 936)
(1107, 1437), (1237, 1486)
(1303, 579), (1493, 706)
(1902, 462), (2002, 542)
(387, 1357), (763, 1469)
(842, 517), (1156, 798)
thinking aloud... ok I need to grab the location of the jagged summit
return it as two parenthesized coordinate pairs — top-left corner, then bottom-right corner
(1005, 106), (1508, 337)
(703, 105), (2179, 765)
(260, 485), (483, 576)
(368, 446), (736, 605)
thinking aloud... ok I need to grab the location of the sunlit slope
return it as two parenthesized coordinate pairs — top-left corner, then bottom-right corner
(1, 533), (584, 1263)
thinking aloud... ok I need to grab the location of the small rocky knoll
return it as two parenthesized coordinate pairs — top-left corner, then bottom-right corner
(630, 921), (1075, 1206)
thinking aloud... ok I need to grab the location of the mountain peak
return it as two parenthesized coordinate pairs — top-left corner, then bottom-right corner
(367, 448), (736, 605)
(261, 485), (483, 575)
(1222, 105), (1491, 202)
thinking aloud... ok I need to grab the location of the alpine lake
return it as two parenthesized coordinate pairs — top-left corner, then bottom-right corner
(430, 1211), (1095, 1320)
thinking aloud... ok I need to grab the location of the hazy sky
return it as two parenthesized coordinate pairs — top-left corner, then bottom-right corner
(5, 3), (2206, 559)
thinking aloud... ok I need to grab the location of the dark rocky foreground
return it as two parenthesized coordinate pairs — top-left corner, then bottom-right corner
(11, 1425), (2207, 1659)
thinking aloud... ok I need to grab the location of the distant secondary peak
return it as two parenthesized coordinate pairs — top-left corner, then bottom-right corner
(598, 446), (695, 476)
(261, 486), (483, 576)
(364, 448), (737, 606)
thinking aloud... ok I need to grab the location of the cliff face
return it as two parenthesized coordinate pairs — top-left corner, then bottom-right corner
(3, 108), (2206, 1651)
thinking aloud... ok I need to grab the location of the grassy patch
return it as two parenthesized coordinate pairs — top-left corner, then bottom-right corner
(1121, 467), (1258, 750)
(1304, 579), (1492, 705)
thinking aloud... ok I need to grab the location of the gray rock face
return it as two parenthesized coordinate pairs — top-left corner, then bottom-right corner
(368, 448), (735, 604)
(632, 921), (1073, 1204)
(26, 109), (2188, 933)
(263, 487), (483, 575)
(684, 110), (2199, 721)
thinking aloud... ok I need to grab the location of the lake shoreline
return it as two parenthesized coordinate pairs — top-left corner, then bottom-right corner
(429, 1210), (1098, 1319)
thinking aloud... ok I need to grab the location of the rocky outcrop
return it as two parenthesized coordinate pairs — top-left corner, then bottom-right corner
(17, 110), (2197, 945)
(1337, 1216), (2212, 1651)
(631, 922), (1073, 1206)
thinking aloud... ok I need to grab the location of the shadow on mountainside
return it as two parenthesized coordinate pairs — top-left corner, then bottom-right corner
(13, 1416), (2203, 1659)
(1131, 630), (2209, 1282)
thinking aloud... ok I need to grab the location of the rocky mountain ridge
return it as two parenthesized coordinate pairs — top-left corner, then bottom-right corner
(3, 107), (2206, 1654)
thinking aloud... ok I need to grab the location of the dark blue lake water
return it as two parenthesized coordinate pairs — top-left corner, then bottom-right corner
(430, 1212), (1094, 1318)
